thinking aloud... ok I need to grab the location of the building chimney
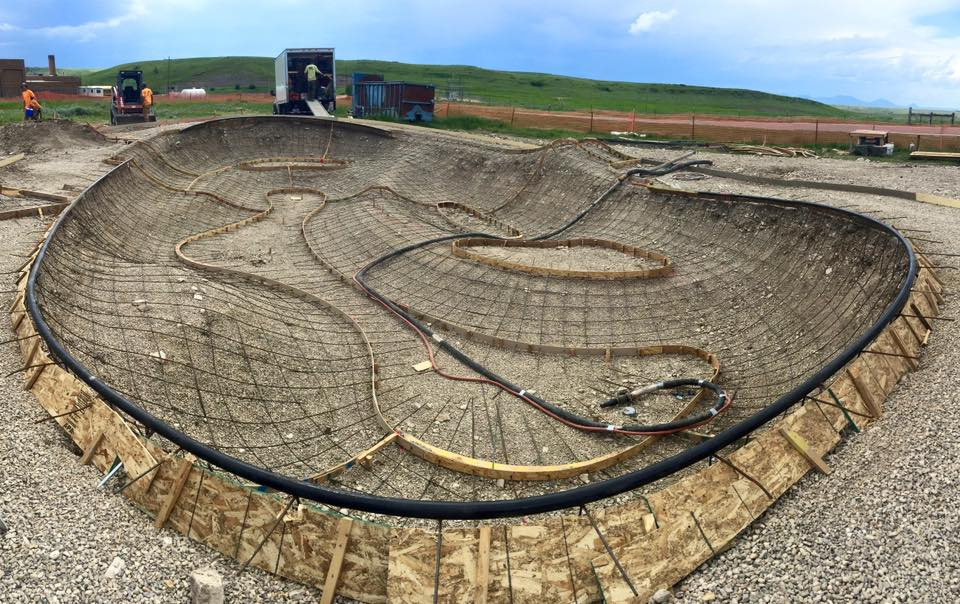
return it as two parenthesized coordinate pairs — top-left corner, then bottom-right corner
(48, 54), (57, 76)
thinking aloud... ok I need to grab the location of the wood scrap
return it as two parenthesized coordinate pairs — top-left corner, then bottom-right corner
(728, 145), (818, 158)
(0, 153), (25, 169)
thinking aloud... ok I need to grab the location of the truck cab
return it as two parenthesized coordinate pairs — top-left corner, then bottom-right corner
(274, 48), (336, 116)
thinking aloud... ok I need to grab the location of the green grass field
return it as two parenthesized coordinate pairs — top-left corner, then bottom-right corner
(0, 97), (274, 125)
(75, 56), (854, 118)
(82, 57), (274, 94)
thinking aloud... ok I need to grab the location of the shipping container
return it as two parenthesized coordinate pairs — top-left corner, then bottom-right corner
(351, 73), (435, 122)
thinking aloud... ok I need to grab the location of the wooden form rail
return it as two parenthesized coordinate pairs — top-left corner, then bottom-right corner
(10, 227), (942, 602)
(451, 237), (673, 280)
(9, 121), (942, 601)
(297, 182), (725, 481)
(175, 161), (727, 482)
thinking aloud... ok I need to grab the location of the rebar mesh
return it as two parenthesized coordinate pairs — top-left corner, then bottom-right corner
(29, 116), (912, 518)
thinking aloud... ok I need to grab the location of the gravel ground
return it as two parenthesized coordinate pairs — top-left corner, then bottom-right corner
(0, 129), (328, 603)
(1, 126), (959, 602)
(635, 148), (960, 604)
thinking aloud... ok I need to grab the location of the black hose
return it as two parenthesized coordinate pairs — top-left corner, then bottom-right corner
(24, 133), (917, 519)
(599, 378), (728, 432)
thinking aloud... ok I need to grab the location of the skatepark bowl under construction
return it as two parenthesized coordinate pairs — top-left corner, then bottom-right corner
(12, 116), (941, 602)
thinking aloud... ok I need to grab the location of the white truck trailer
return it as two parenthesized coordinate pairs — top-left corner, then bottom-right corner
(273, 48), (336, 117)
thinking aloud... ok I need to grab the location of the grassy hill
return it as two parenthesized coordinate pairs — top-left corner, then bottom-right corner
(83, 57), (274, 92)
(81, 56), (845, 118)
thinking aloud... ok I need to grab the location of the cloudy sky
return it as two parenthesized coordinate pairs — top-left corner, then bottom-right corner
(3, 0), (960, 107)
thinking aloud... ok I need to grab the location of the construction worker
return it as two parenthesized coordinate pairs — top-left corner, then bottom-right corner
(304, 62), (321, 101)
(140, 83), (154, 122)
(21, 83), (41, 121)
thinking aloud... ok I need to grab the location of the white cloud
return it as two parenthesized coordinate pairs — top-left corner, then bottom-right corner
(21, 2), (147, 42)
(0, 23), (17, 31)
(628, 9), (677, 34)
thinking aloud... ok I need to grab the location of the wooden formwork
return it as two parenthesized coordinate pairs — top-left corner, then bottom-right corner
(8, 233), (942, 602)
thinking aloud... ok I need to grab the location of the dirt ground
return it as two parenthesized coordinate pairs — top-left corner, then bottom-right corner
(1, 118), (958, 602)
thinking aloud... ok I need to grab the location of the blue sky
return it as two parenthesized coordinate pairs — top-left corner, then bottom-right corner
(3, 0), (960, 107)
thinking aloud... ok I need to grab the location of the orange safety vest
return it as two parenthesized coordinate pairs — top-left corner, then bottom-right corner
(22, 89), (40, 110)
(141, 87), (153, 106)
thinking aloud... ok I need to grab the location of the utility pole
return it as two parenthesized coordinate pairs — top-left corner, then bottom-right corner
(166, 56), (171, 94)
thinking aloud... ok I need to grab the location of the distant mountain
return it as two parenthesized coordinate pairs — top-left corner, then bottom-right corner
(805, 95), (899, 108)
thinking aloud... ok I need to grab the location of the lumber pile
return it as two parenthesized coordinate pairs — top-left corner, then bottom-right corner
(909, 150), (960, 161)
(728, 144), (818, 158)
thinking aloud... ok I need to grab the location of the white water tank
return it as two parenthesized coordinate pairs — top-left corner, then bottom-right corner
(180, 88), (207, 99)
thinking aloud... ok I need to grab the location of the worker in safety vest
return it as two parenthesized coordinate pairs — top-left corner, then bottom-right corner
(21, 83), (42, 121)
(140, 83), (154, 122)
(304, 62), (321, 101)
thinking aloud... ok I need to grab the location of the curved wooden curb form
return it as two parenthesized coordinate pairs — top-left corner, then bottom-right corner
(167, 158), (717, 482)
(10, 120), (945, 602)
(451, 237), (673, 280)
(10, 242), (941, 602)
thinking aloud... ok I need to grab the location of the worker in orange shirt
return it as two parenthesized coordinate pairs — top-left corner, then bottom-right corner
(140, 83), (154, 122)
(21, 83), (42, 121)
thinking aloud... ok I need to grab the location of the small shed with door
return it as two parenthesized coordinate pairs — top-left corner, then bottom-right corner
(849, 130), (892, 156)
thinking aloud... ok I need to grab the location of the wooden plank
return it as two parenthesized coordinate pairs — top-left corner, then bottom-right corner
(79, 431), (104, 465)
(0, 153), (25, 168)
(24, 360), (47, 390)
(438, 528), (481, 602)
(155, 455), (195, 529)
(505, 525), (545, 602)
(910, 150), (960, 160)
(320, 517), (353, 604)
(475, 526), (491, 604)
(779, 428), (831, 475)
(847, 368), (882, 417)
(0, 202), (69, 222)
(308, 432), (398, 482)
(387, 527), (436, 603)
(890, 326), (919, 371)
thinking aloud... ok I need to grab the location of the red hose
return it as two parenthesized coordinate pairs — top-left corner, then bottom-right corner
(353, 272), (731, 436)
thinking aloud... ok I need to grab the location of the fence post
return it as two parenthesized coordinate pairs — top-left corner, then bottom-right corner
(631, 109), (636, 133)
(511, 106), (516, 128)
(814, 120), (819, 146)
(691, 114), (695, 140)
(589, 109), (594, 133)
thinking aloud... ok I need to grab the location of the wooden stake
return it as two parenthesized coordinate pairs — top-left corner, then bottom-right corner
(475, 526), (491, 604)
(155, 456), (195, 529)
(24, 362), (47, 390)
(80, 431), (104, 465)
(779, 428), (831, 474)
(890, 329), (919, 371)
(320, 517), (353, 604)
(900, 315), (924, 346)
(847, 368), (882, 418)
(23, 337), (40, 368)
